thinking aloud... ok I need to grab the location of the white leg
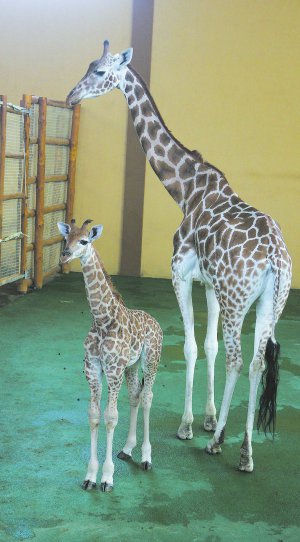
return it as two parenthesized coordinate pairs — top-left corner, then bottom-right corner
(206, 315), (243, 454)
(172, 270), (197, 440)
(118, 365), (142, 460)
(82, 356), (102, 490)
(203, 286), (220, 431)
(101, 368), (124, 492)
(141, 391), (153, 469)
(239, 281), (274, 472)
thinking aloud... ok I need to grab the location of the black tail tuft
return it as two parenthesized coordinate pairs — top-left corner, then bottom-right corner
(257, 338), (280, 438)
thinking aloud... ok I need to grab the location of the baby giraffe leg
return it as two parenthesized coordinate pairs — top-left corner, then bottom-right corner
(101, 364), (125, 492)
(118, 364), (142, 461)
(82, 354), (102, 490)
(141, 337), (161, 470)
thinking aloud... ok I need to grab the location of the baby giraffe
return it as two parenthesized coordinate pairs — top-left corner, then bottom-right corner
(57, 219), (163, 492)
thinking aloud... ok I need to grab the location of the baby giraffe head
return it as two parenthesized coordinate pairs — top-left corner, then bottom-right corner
(57, 219), (103, 263)
(67, 39), (133, 105)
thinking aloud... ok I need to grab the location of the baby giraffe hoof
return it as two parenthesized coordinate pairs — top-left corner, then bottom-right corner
(82, 480), (97, 491)
(100, 482), (113, 493)
(203, 415), (217, 432)
(177, 422), (193, 440)
(205, 441), (222, 455)
(117, 450), (132, 461)
(141, 461), (152, 471)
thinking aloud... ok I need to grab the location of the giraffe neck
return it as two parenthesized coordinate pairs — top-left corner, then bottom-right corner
(119, 65), (203, 211)
(80, 246), (120, 327)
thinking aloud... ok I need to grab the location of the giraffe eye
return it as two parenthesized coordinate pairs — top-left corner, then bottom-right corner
(96, 70), (105, 76)
(80, 240), (88, 246)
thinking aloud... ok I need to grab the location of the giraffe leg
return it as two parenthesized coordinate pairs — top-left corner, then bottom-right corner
(118, 363), (142, 460)
(140, 338), (160, 470)
(172, 269), (197, 440)
(239, 278), (274, 473)
(100, 363), (125, 492)
(206, 315), (244, 455)
(203, 286), (220, 431)
(82, 354), (102, 490)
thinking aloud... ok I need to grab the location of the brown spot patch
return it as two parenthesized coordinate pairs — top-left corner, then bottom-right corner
(167, 145), (185, 165)
(125, 71), (134, 83)
(141, 101), (153, 117)
(148, 120), (161, 140)
(155, 160), (176, 180)
(135, 84), (145, 100)
(131, 105), (140, 121)
(141, 136), (151, 153)
(125, 84), (133, 93)
(136, 118), (145, 137)
(160, 133), (171, 146)
(179, 158), (196, 179)
(154, 145), (165, 157)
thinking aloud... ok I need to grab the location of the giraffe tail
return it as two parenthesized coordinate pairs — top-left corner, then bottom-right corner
(257, 261), (282, 438)
(257, 337), (280, 438)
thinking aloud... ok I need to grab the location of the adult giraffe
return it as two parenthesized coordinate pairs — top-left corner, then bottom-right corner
(67, 41), (292, 471)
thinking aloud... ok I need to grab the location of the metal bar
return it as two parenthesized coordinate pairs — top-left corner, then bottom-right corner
(0, 192), (26, 201)
(5, 152), (24, 159)
(18, 94), (32, 294)
(47, 99), (72, 109)
(34, 97), (47, 289)
(62, 103), (80, 274)
(30, 137), (70, 146)
(44, 203), (66, 215)
(0, 273), (25, 287)
(28, 174), (68, 184)
(43, 235), (63, 247)
(0, 95), (7, 272)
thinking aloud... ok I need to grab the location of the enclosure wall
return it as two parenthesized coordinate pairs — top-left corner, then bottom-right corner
(1, 0), (299, 286)
(141, 0), (300, 285)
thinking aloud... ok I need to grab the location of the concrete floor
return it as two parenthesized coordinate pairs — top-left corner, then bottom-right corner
(0, 273), (299, 542)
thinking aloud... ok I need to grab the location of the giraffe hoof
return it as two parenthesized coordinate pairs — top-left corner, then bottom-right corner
(82, 480), (97, 491)
(203, 415), (217, 432)
(117, 450), (132, 461)
(100, 482), (113, 493)
(205, 442), (222, 455)
(141, 461), (152, 471)
(238, 458), (254, 473)
(177, 422), (193, 440)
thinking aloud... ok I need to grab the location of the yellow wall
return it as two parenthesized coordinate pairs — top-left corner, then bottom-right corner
(0, 0), (299, 286)
(0, 0), (132, 274)
(141, 0), (300, 287)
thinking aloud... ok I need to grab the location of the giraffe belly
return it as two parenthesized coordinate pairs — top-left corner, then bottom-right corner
(175, 249), (212, 286)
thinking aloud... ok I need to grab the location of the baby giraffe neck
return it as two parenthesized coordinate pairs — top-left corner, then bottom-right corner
(80, 247), (119, 327)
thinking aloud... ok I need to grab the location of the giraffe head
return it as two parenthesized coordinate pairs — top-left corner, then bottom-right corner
(67, 40), (133, 105)
(57, 219), (103, 263)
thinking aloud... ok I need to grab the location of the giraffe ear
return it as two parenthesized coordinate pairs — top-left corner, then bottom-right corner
(88, 225), (103, 242)
(57, 222), (71, 238)
(114, 48), (133, 69)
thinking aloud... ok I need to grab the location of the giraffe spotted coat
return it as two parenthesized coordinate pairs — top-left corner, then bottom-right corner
(66, 41), (292, 474)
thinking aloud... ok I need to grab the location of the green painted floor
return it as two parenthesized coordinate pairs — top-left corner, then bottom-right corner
(1, 274), (300, 542)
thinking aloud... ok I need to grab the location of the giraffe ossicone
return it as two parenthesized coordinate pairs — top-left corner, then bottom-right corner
(57, 219), (163, 491)
(67, 41), (292, 473)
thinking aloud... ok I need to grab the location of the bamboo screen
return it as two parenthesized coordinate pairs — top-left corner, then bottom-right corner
(0, 95), (80, 291)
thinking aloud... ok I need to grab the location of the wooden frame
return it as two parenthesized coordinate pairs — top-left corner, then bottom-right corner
(0, 95), (81, 292)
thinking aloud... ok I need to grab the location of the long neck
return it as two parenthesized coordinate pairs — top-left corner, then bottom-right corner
(80, 246), (119, 327)
(119, 65), (203, 210)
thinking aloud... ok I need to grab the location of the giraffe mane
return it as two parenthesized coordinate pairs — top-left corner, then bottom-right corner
(128, 65), (203, 163)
